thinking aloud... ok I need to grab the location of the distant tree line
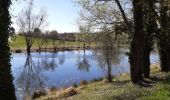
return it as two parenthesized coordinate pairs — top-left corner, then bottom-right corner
(18, 31), (97, 42)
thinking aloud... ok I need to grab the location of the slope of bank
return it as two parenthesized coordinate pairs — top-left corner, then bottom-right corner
(35, 64), (170, 100)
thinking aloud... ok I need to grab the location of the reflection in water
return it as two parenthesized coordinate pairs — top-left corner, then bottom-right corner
(76, 50), (91, 72)
(41, 53), (58, 71)
(16, 53), (66, 99)
(58, 53), (65, 65)
(12, 50), (159, 99)
(40, 53), (65, 71)
(17, 55), (45, 99)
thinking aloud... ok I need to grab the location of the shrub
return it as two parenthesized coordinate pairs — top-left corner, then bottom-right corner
(59, 87), (77, 97)
(32, 90), (46, 99)
(80, 80), (88, 86)
(72, 83), (78, 88)
(15, 49), (22, 53)
(49, 86), (58, 92)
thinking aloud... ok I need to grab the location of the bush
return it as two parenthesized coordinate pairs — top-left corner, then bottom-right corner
(15, 49), (22, 53)
(80, 80), (88, 86)
(49, 86), (58, 92)
(32, 90), (46, 99)
(59, 87), (77, 97)
(72, 83), (78, 88)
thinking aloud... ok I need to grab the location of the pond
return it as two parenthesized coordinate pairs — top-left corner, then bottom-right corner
(11, 49), (159, 100)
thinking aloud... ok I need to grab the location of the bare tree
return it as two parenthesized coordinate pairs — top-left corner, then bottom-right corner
(77, 21), (93, 49)
(17, 3), (47, 54)
(97, 27), (119, 82)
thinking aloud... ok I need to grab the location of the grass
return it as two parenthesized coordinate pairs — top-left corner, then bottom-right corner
(35, 65), (170, 100)
(9, 36), (95, 50)
(141, 73), (170, 100)
(10, 36), (26, 49)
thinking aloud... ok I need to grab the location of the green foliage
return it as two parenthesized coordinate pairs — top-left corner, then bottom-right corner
(0, 0), (16, 99)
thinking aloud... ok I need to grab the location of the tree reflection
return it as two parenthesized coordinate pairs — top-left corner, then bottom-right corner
(16, 52), (66, 99)
(41, 53), (57, 71)
(77, 50), (91, 72)
(17, 55), (45, 99)
(40, 53), (65, 71)
(59, 53), (65, 65)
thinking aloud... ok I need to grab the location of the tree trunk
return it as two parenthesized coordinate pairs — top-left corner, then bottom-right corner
(54, 47), (57, 52)
(143, 0), (156, 78)
(159, 44), (170, 72)
(83, 42), (86, 49)
(0, 0), (16, 99)
(107, 64), (112, 82)
(158, 40), (170, 72)
(39, 47), (41, 52)
(106, 48), (112, 82)
(159, 2), (170, 72)
(27, 45), (31, 55)
(129, 0), (145, 83)
(143, 45), (151, 78)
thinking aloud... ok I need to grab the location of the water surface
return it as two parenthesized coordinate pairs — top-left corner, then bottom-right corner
(11, 50), (159, 99)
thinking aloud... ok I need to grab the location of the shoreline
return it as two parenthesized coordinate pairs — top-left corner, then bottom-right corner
(10, 46), (97, 53)
(35, 64), (168, 100)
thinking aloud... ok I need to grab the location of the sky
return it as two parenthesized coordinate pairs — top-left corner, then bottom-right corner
(11, 0), (80, 33)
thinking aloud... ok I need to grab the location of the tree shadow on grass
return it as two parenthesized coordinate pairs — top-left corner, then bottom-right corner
(111, 73), (170, 100)
(163, 73), (170, 84)
(149, 76), (165, 82)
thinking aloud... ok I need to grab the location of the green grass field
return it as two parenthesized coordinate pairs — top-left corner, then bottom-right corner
(9, 36), (91, 50)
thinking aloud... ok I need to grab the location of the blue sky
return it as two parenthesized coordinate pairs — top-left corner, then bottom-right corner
(11, 0), (80, 33)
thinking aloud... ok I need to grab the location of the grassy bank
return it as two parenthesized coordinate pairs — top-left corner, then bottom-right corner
(35, 64), (170, 100)
(9, 36), (95, 51)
